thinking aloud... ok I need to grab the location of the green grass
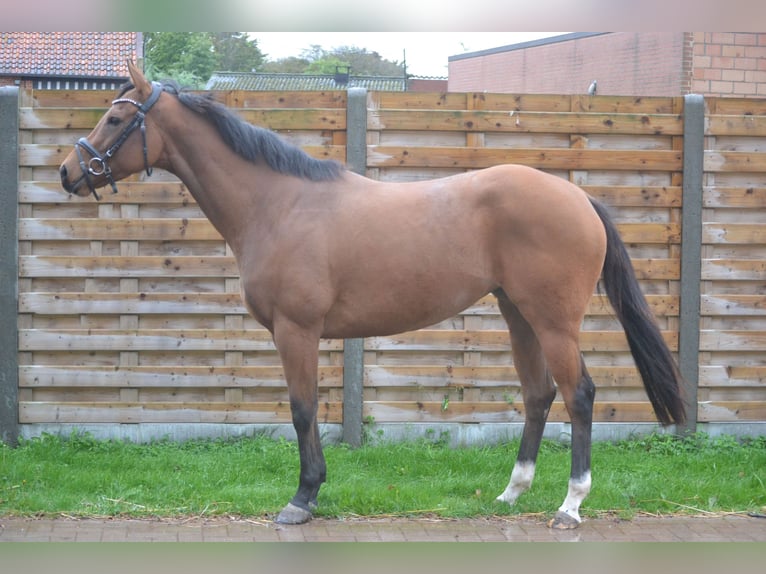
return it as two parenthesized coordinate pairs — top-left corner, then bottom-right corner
(1, 431), (764, 521)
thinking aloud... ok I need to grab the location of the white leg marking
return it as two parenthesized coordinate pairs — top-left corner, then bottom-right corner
(496, 460), (536, 505)
(557, 471), (592, 524)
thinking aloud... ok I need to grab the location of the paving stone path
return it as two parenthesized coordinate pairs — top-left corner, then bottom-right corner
(1, 514), (765, 542)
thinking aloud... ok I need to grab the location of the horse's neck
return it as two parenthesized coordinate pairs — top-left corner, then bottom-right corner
(157, 113), (288, 253)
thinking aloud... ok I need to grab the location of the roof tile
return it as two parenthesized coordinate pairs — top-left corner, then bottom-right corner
(0, 32), (137, 78)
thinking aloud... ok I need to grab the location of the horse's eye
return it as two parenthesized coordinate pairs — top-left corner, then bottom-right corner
(107, 116), (122, 126)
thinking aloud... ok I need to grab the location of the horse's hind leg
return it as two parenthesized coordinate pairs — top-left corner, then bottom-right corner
(537, 328), (595, 529)
(495, 291), (596, 529)
(495, 292), (557, 507)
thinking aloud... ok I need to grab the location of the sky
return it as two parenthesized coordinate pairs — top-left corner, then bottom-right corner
(249, 32), (563, 77)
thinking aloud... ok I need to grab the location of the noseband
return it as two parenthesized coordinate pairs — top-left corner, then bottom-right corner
(73, 81), (163, 200)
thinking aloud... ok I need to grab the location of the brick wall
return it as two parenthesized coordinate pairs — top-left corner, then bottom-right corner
(690, 32), (766, 97)
(448, 32), (766, 98)
(448, 32), (686, 96)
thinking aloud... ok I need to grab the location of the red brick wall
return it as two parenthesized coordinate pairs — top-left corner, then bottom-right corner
(448, 31), (766, 98)
(690, 32), (766, 97)
(448, 32), (686, 96)
(408, 78), (448, 92)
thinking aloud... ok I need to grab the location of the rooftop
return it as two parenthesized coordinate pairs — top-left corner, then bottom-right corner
(0, 32), (138, 78)
(448, 32), (608, 62)
(206, 71), (411, 92)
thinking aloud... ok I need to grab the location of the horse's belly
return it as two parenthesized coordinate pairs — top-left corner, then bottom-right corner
(321, 272), (494, 339)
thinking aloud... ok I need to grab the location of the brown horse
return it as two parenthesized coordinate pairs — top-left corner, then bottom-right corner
(60, 61), (685, 529)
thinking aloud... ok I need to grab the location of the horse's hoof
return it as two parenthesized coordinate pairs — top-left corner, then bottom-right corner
(547, 511), (581, 530)
(275, 502), (313, 525)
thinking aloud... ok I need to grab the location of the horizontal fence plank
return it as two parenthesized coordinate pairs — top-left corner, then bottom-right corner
(367, 146), (683, 171)
(699, 365), (766, 387)
(705, 114), (766, 137)
(29, 90), (349, 110)
(20, 181), (191, 204)
(19, 329), (341, 352)
(364, 365), (647, 388)
(365, 329), (677, 352)
(21, 399), (766, 425)
(697, 401), (766, 422)
(18, 292), (677, 316)
(20, 181), (686, 209)
(701, 294), (766, 316)
(18, 364), (652, 391)
(222, 90), (347, 109)
(18, 219), (681, 244)
(700, 330), (766, 352)
(19, 144), (345, 167)
(19, 329), (677, 353)
(238, 109), (346, 130)
(363, 401), (662, 423)
(19, 107), (105, 129)
(702, 259), (766, 280)
(708, 98), (766, 115)
(20, 256), (239, 278)
(18, 256), (674, 280)
(20, 292), (247, 315)
(702, 223), (766, 245)
(19, 107), (346, 131)
(19, 365), (342, 388)
(704, 151), (766, 173)
(20, 401), (342, 424)
(19, 218), (223, 241)
(369, 110), (684, 135)
(703, 186), (766, 208)
(372, 92), (678, 114)
(584, 185), (682, 207)
(29, 90), (116, 108)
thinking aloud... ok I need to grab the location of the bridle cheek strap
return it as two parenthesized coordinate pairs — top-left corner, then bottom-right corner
(74, 81), (163, 200)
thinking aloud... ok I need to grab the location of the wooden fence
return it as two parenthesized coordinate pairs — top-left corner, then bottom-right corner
(1, 86), (765, 445)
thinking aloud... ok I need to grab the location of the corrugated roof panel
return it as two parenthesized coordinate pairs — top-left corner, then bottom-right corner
(206, 72), (408, 92)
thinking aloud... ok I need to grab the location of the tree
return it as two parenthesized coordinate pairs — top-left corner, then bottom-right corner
(259, 56), (311, 74)
(257, 44), (405, 76)
(327, 46), (405, 76)
(144, 33), (216, 87)
(143, 32), (266, 87)
(210, 32), (265, 72)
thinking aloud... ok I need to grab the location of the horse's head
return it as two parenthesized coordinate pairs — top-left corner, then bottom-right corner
(59, 61), (165, 200)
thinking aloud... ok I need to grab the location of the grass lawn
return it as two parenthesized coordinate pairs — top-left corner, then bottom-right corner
(1, 431), (764, 521)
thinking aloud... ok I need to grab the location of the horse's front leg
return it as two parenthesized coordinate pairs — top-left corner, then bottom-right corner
(271, 319), (326, 525)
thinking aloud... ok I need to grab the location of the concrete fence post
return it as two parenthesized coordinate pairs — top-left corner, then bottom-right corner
(342, 88), (368, 447)
(0, 86), (19, 446)
(678, 94), (705, 435)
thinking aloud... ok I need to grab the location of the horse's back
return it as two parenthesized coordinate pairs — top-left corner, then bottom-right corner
(309, 165), (607, 337)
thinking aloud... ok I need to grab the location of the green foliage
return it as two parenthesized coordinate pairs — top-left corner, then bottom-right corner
(143, 32), (265, 87)
(305, 56), (351, 76)
(209, 32), (265, 73)
(1, 431), (763, 521)
(258, 56), (310, 74)
(257, 43), (405, 76)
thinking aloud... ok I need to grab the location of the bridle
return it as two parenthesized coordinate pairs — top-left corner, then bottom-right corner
(73, 81), (163, 200)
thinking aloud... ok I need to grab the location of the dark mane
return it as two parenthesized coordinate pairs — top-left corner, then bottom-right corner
(120, 80), (345, 182)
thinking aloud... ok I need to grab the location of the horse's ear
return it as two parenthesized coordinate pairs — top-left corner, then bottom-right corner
(127, 60), (152, 99)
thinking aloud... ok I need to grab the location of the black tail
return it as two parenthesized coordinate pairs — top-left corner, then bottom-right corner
(589, 198), (686, 426)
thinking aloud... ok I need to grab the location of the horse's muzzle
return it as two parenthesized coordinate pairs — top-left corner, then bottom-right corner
(59, 164), (90, 198)
(59, 164), (75, 193)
